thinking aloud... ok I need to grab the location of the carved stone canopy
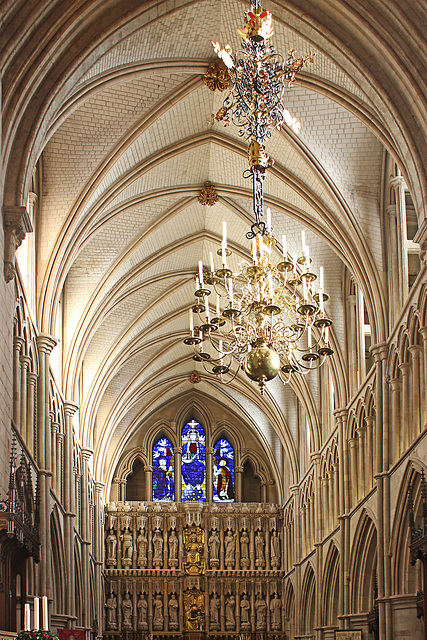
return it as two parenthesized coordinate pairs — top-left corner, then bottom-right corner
(3, 205), (33, 283)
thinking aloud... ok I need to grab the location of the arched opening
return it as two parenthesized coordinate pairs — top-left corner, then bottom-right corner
(242, 460), (262, 503)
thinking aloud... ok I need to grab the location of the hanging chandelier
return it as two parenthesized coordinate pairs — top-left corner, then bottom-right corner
(184, 0), (334, 394)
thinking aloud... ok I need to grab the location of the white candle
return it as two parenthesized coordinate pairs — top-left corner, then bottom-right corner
(205, 299), (211, 322)
(210, 251), (215, 274)
(266, 208), (272, 235)
(303, 277), (308, 301)
(305, 244), (310, 271)
(219, 339), (223, 364)
(189, 309), (193, 332)
(34, 597), (39, 630)
(319, 266), (324, 290)
(325, 326), (329, 346)
(259, 235), (264, 261)
(222, 221), (227, 248)
(198, 260), (204, 288)
(319, 290), (324, 314)
(282, 235), (287, 259)
(196, 276), (200, 291)
(229, 278), (234, 303)
(252, 237), (257, 265)
(301, 230), (306, 253)
(42, 596), (48, 631)
(216, 294), (220, 317)
(308, 326), (312, 349)
(24, 604), (31, 631)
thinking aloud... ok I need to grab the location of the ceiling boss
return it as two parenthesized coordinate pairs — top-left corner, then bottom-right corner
(184, 0), (333, 394)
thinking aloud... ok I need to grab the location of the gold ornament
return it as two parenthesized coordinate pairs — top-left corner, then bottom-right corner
(203, 62), (230, 92)
(189, 370), (201, 384)
(198, 181), (218, 206)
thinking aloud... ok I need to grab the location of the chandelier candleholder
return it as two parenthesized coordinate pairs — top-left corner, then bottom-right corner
(184, 0), (333, 393)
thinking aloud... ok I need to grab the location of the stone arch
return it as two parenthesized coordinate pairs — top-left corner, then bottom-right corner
(322, 542), (340, 628)
(283, 577), (296, 639)
(50, 506), (66, 614)
(349, 510), (377, 614)
(300, 561), (316, 636)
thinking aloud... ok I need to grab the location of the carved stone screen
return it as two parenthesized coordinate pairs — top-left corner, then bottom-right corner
(181, 420), (206, 502)
(213, 438), (235, 502)
(152, 437), (175, 502)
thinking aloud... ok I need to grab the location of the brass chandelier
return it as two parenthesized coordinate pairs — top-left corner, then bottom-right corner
(184, 0), (334, 393)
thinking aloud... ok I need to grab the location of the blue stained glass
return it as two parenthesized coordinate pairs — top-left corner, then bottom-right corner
(181, 420), (206, 502)
(152, 437), (174, 501)
(213, 438), (235, 502)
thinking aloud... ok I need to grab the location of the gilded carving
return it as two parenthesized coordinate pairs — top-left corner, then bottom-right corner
(198, 181), (218, 207)
(203, 62), (230, 92)
(183, 526), (205, 575)
(184, 589), (205, 631)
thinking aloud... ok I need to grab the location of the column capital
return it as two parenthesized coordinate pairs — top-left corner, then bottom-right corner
(389, 175), (406, 191)
(51, 422), (59, 434)
(27, 192), (38, 208)
(144, 465), (153, 472)
(174, 447), (182, 454)
(81, 448), (93, 461)
(207, 447), (215, 455)
(3, 205), (32, 283)
(408, 344), (423, 357)
(333, 408), (348, 421)
(235, 466), (244, 473)
(13, 335), (25, 350)
(27, 371), (38, 384)
(348, 438), (358, 448)
(20, 354), (32, 367)
(386, 204), (396, 217)
(36, 333), (57, 354)
(95, 482), (105, 492)
(399, 361), (411, 374)
(310, 452), (321, 463)
(64, 400), (79, 417)
(369, 342), (389, 361)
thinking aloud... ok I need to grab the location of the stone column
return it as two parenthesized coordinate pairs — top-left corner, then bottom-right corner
(409, 345), (422, 441)
(94, 482), (104, 638)
(390, 175), (408, 306)
(399, 362), (411, 450)
(348, 438), (358, 506)
(56, 431), (64, 500)
(36, 333), (57, 599)
(333, 463), (340, 522)
(335, 409), (348, 628)
(81, 448), (92, 629)
(356, 426), (366, 497)
(20, 354), (31, 437)
(144, 465), (153, 501)
(347, 293), (357, 396)
(13, 335), (24, 430)
(385, 204), (400, 324)
(420, 326), (427, 429)
(174, 447), (182, 502)
(64, 400), (78, 626)
(206, 447), (214, 503)
(235, 466), (243, 502)
(365, 415), (375, 489)
(50, 422), (58, 496)
(27, 371), (37, 456)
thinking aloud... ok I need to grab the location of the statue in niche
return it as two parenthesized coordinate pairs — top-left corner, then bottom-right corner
(137, 593), (148, 630)
(106, 529), (117, 566)
(168, 529), (179, 567)
(255, 592), (267, 630)
(184, 590), (205, 632)
(225, 593), (236, 630)
(240, 530), (250, 569)
(224, 529), (235, 568)
(270, 530), (281, 569)
(208, 530), (220, 567)
(121, 527), (133, 566)
(153, 593), (164, 630)
(210, 592), (220, 629)
(270, 593), (282, 630)
(183, 527), (205, 575)
(106, 592), (117, 629)
(153, 530), (164, 566)
(137, 529), (147, 567)
(255, 530), (265, 568)
(240, 593), (251, 628)
(121, 592), (133, 630)
(168, 593), (179, 629)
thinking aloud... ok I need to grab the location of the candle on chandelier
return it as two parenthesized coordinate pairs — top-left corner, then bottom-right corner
(259, 235), (264, 261)
(216, 294), (220, 317)
(219, 339), (223, 365)
(325, 326), (329, 346)
(319, 266), (324, 290)
(189, 309), (194, 333)
(266, 208), (272, 235)
(196, 276), (200, 291)
(205, 299), (211, 323)
(222, 222), (227, 269)
(282, 235), (287, 260)
(34, 597), (39, 630)
(305, 244), (310, 271)
(303, 277), (308, 302)
(228, 278), (234, 304)
(301, 230), (306, 254)
(308, 326), (312, 349)
(24, 604), (30, 631)
(198, 260), (204, 288)
(42, 596), (48, 631)
(252, 237), (258, 265)
(210, 251), (215, 275)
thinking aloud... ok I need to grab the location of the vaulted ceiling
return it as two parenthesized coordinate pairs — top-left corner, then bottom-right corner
(2, 0), (426, 494)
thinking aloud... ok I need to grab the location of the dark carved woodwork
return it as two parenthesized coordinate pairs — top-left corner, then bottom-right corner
(0, 433), (39, 631)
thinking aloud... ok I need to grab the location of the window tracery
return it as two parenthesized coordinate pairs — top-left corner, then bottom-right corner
(152, 437), (174, 502)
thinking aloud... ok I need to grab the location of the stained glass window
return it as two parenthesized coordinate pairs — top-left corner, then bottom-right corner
(152, 437), (174, 501)
(213, 438), (235, 502)
(181, 420), (206, 502)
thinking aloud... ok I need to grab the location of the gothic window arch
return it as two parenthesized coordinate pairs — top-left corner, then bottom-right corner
(181, 420), (206, 502)
(152, 437), (174, 502)
(212, 437), (235, 502)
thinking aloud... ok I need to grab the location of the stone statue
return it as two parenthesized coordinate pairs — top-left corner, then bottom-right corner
(121, 527), (133, 566)
(106, 529), (117, 566)
(255, 592), (267, 630)
(208, 530), (220, 567)
(153, 530), (164, 566)
(183, 527), (205, 574)
(270, 530), (281, 569)
(270, 593), (282, 630)
(121, 592), (133, 630)
(153, 593), (163, 630)
(168, 530), (179, 566)
(225, 593), (236, 630)
(210, 592), (220, 629)
(137, 529), (147, 567)
(106, 592), (117, 629)
(240, 530), (250, 569)
(137, 593), (148, 630)
(168, 593), (179, 629)
(224, 529), (235, 568)
(240, 593), (251, 628)
(255, 530), (265, 568)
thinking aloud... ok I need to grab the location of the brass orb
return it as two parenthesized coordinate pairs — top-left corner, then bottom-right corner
(243, 344), (281, 383)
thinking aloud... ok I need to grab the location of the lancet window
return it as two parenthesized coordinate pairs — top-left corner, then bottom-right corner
(213, 438), (235, 502)
(152, 437), (174, 502)
(181, 420), (206, 502)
